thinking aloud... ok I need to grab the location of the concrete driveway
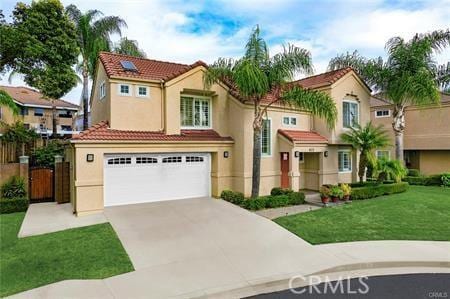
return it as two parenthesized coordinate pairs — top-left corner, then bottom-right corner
(102, 197), (339, 298)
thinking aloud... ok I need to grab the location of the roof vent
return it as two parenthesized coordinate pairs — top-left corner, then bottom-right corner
(120, 60), (138, 72)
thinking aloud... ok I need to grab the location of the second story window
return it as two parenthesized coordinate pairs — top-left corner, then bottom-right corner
(137, 86), (149, 98)
(34, 108), (44, 117)
(261, 119), (272, 156)
(58, 110), (72, 118)
(100, 81), (106, 99)
(375, 109), (390, 118)
(180, 96), (211, 128)
(21, 107), (29, 116)
(118, 84), (131, 96)
(282, 116), (297, 126)
(343, 100), (359, 128)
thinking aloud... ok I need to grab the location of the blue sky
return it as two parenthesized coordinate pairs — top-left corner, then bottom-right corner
(1, 0), (449, 104)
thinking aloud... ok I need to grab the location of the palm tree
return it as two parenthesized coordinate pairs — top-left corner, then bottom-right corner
(204, 26), (337, 198)
(328, 29), (450, 163)
(340, 122), (390, 182)
(113, 37), (146, 58)
(66, 5), (127, 130)
(375, 158), (407, 183)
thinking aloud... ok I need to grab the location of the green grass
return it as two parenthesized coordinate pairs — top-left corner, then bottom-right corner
(275, 186), (450, 245)
(0, 212), (134, 297)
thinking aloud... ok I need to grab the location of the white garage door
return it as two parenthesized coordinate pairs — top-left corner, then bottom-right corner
(104, 153), (211, 206)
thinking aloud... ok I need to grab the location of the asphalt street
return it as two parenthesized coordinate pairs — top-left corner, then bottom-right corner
(247, 273), (450, 299)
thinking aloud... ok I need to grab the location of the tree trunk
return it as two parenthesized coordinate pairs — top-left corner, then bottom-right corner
(392, 105), (405, 163)
(251, 102), (263, 198)
(358, 151), (367, 183)
(52, 99), (57, 137)
(82, 66), (89, 130)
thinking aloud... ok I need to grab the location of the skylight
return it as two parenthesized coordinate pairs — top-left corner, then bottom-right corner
(120, 60), (137, 71)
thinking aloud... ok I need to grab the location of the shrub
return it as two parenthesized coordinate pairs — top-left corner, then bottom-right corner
(241, 191), (305, 210)
(0, 197), (29, 214)
(242, 197), (266, 210)
(351, 182), (409, 200)
(288, 192), (305, 205)
(265, 195), (290, 208)
(349, 181), (379, 188)
(1, 176), (27, 198)
(407, 169), (420, 177)
(340, 183), (351, 196)
(403, 174), (445, 186)
(270, 187), (293, 196)
(329, 185), (344, 199)
(441, 173), (450, 187)
(32, 140), (65, 167)
(319, 186), (330, 198)
(220, 190), (244, 205)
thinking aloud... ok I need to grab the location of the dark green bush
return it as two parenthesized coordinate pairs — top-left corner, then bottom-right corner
(1, 176), (27, 198)
(270, 187), (293, 196)
(242, 197), (267, 210)
(349, 181), (379, 188)
(265, 195), (290, 208)
(351, 182), (409, 200)
(0, 197), (29, 214)
(220, 190), (244, 205)
(407, 169), (420, 177)
(288, 191), (306, 205)
(442, 173), (450, 187)
(32, 140), (65, 167)
(403, 174), (443, 186)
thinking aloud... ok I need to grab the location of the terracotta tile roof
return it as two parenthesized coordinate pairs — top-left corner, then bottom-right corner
(98, 52), (207, 81)
(72, 121), (233, 142)
(0, 86), (79, 109)
(278, 129), (328, 143)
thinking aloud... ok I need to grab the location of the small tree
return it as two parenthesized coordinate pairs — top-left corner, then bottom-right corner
(340, 122), (390, 182)
(375, 158), (407, 183)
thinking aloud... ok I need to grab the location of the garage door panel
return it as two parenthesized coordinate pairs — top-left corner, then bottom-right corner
(104, 153), (210, 206)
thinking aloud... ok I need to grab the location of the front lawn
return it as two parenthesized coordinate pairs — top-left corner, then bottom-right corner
(274, 186), (450, 245)
(0, 212), (134, 297)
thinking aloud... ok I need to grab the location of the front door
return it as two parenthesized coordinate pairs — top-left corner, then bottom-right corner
(280, 152), (289, 188)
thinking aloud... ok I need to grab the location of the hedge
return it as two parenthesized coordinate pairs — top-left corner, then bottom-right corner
(402, 174), (443, 186)
(407, 169), (421, 177)
(0, 197), (29, 214)
(221, 189), (305, 211)
(351, 182), (409, 200)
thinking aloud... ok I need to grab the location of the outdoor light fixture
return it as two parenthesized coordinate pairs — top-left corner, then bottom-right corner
(86, 154), (94, 162)
(324, 151), (329, 158)
(294, 151), (300, 158)
(223, 151), (229, 158)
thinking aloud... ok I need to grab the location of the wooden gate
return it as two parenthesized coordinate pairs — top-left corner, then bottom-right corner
(29, 167), (54, 202)
(55, 162), (70, 204)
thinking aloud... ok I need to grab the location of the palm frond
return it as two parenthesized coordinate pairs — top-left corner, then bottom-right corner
(203, 57), (236, 90)
(113, 37), (146, 58)
(232, 59), (269, 98)
(281, 86), (337, 129)
(267, 44), (312, 86)
(0, 90), (19, 115)
(244, 25), (269, 67)
(340, 122), (390, 151)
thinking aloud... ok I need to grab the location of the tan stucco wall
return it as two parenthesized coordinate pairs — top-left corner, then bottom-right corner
(417, 150), (450, 175)
(91, 63), (111, 126)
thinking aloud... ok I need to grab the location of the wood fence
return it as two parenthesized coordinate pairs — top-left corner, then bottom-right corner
(0, 139), (45, 164)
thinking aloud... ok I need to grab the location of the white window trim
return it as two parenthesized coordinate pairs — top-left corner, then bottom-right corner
(118, 84), (132, 96)
(338, 150), (352, 173)
(180, 95), (212, 130)
(374, 109), (391, 118)
(376, 150), (390, 160)
(298, 152), (305, 163)
(99, 81), (106, 100)
(136, 86), (150, 98)
(342, 99), (360, 129)
(282, 115), (297, 127)
(261, 118), (272, 157)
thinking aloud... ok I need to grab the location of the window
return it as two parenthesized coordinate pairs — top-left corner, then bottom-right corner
(118, 84), (131, 96)
(375, 110), (390, 118)
(23, 123), (30, 129)
(61, 125), (72, 131)
(376, 150), (390, 160)
(261, 119), (271, 156)
(282, 116), (297, 126)
(338, 151), (352, 172)
(58, 110), (72, 118)
(100, 81), (106, 99)
(107, 157), (131, 165)
(137, 86), (149, 97)
(180, 96), (211, 128)
(136, 157), (157, 164)
(162, 156), (182, 163)
(186, 156), (204, 162)
(343, 100), (359, 128)
(21, 107), (28, 116)
(34, 108), (44, 116)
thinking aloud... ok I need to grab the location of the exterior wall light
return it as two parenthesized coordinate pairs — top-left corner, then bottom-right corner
(294, 151), (300, 158)
(223, 151), (229, 158)
(324, 151), (329, 158)
(86, 154), (94, 162)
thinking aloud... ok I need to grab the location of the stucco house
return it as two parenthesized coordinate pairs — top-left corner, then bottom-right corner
(0, 86), (79, 137)
(370, 92), (450, 175)
(69, 52), (372, 216)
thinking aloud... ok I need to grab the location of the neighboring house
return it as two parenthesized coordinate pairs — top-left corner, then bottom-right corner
(73, 112), (91, 131)
(370, 93), (450, 175)
(0, 86), (79, 137)
(69, 52), (371, 216)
